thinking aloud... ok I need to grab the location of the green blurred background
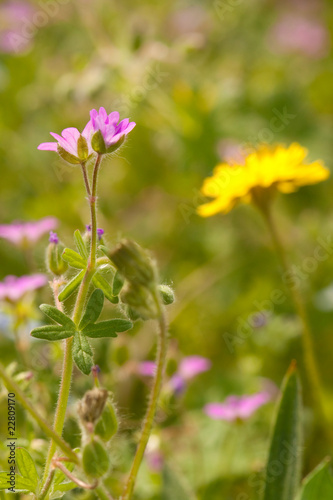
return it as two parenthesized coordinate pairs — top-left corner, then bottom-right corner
(1, 0), (333, 498)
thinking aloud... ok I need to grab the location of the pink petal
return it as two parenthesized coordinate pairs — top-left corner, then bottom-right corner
(37, 142), (58, 151)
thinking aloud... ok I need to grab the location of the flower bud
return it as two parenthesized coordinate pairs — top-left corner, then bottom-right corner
(109, 239), (156, 288)
(158, 284), (175, 305)
(82, 437), (110, 478)
(95, 401), (118, 442)
(46, 232), (68, 276)
(78, 388), (108, 431)
(121, 283), (158, 320)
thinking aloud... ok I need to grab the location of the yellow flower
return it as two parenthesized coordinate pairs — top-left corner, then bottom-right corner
(198, 143), (330, 217)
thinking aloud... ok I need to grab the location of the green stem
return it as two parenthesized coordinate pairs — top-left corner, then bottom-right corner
(38, 469), (55, 500)
(41, 154), (103, 489)
(260, 202), (330, 431)
(121, 290), (168, 500)
(96, 485), (115, 500)
(90, 154), (102, 266)
(80, 162), (91, 196)
(0, 362), (78, 464)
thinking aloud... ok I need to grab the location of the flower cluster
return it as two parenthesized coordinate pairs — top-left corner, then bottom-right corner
(38, 107), (136, 164)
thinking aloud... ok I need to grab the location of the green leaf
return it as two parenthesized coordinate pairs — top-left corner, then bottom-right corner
(296, 459), (333, 499)
(31, 325), (74, 341)
(73, 331), (94, 375)
(62, 248), (87, 269)
(74, 229), (88, 259)
(16, 448), (39, 492)
(79, 289), (104, 330)
(83, 319), (132, 338)
(112, 270), (124, 296)
(39, 304), (75, 329)
(0, 471), (36, 492)
(58, 270), (85, 302)
(93, 272), (119, 304)
(262, 362), (303, 500)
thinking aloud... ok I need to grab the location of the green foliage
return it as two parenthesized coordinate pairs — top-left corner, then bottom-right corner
(73, 330), (94, 375)
(79, 288), (104, 330)
(95, 402), (119, 441)
(93, 271), (119, 303)
(83, 319), (132, 338)
(74, 229), (89, 259)
(62, 248), (87, 269)
(296, 459), (333, 500)
(58, 269), (85, 302)
(263, 364), (303, 500)
(0, 448), (39, 494)
(82, 438), (110, 478)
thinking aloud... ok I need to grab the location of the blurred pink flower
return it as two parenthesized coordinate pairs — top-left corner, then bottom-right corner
(269, 14), (330, 59)
(0, 1), (35, 54)
(0, 274), (47, 302)
(138, 361), (156, 376)
(89, 107), (136, 150)
(178, 355), (212, 380)
(204, 392), (271, 421)
(139, 355), (211, 395)
(0, 217), (58, 246)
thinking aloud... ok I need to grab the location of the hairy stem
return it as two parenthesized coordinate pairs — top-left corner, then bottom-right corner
(121, 290), (168, 500)
(41, 154), (103, 489)
(0, 362), (78, 464)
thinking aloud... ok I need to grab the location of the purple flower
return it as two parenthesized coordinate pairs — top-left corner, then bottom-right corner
(49, 231), (59, 244)
(0, 217), (58, 246)
(38, 124), (93, 163)
(204, 392), (271, 422)
(0, 274), (48, 302)
(138, 361), (156, 377)
(88, 107), (136, 153)
(178, 356), (212, 380)
(86, 225), (104, 241)
(169, 374), (186, 395)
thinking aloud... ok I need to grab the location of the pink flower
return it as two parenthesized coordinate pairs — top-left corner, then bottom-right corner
(0, 2), (35, 54)
(88, 107), (136, 153)
(38, 125), (93, 163)
(0, 217), (58, 246)
(269, 15), (330, 59)
(138, 361), (156, 377)
(204, 392), (271, 421)
(0, 274), (48, 302)
(178, 355), (212, 380)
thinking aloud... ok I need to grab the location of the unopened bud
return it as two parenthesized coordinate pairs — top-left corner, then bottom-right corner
(78, 388), (108, 430)
(158, 284), (175, 305)
(121, 283), (157, 320)
(110, 239), (156, 288)
(46, 233), (68, 276)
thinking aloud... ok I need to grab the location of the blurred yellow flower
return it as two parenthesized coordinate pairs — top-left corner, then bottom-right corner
(198, 143), (330, 217)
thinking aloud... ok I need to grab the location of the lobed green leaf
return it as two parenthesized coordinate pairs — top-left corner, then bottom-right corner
(0, 471), (36, 493)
